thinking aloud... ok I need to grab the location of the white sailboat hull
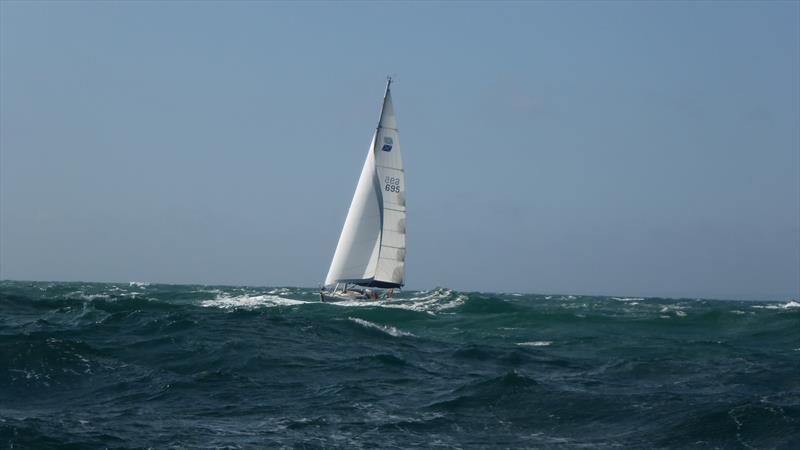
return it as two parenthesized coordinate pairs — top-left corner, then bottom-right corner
(319, 290), (373, 302)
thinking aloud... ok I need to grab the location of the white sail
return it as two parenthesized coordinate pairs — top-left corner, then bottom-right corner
(325, 80), (405, 288)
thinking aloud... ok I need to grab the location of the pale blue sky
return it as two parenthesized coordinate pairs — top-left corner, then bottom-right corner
(1, 1), (798, 300)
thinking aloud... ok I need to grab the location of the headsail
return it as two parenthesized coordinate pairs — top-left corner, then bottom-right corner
(325, 80), (406, 288)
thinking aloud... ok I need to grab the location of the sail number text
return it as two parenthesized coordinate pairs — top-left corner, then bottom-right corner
(384, 176), (401, 193)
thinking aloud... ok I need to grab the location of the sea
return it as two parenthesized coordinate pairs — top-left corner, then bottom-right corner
(1, 281), (798, 449)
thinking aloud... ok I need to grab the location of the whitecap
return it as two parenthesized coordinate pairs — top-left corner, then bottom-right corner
(347, 317), (414, 337)
(119, 291), (145, 298)
(612, 297), (645, 302)
(66, 291), (109, 301)
(200, 294), (307, 309)
(408, 288), (452, 302)
(327, 290), (464, 314)
(660, 305), (687, 316)
(267, 288), (291, 295)
(516, 341), (552, 347)
(327, 300), (381, 308)
(752, 300), (800, 310)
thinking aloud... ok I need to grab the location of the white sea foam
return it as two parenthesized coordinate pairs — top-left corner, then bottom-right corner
(660, 305), (687, 316)
(327, 289), (464, 314)
(326, 300), (373, 308)
(120, 291), (145, 298)
(66, 291), (109, 301)
(436, 295), (467, 311)
(612, 297), (645, 302)
(752, 300), (800, 310)
(405, 290), (465, 311)
(516, 341), (552, 347)
(203, 288), (467, 314)
(347, 317), (414, 337)
(201, 293), (308, 309)
(267, 288), (292, 295)
(128, 281), (150, 288)
(408, 288), (452, 302)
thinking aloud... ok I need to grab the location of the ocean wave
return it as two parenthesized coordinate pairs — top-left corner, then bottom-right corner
(660, 305), (688, 317)
(383, 294), (466, 314)
(516, 341), (553, 347)
(200, 294), (308, 309)
(612, 297), (645, 302)
(1, 281), (799, 448)
(751, 300), (800, 310)
(326, 288), (465, 314)
(428, 370), (540, 411)
(347, 317), (415, 337)
(267, 287), (292, 295)
(375, 287), (464, 312)
(457, 295), (520, 314)
(409, 288), (450, 300)
(182, 286), (469, 315)
(2, 337), (100, 386)
(356, 353), (410, 367)
(65, 291), (110, 301)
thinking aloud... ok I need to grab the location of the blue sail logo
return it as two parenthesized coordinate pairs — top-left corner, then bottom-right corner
(381, 136), (393, 152)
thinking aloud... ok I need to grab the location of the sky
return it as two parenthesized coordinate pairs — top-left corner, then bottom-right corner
(1, 1), (798, 300)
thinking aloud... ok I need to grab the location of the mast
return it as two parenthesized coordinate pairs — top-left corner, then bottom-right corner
(324, 79), (405, 289)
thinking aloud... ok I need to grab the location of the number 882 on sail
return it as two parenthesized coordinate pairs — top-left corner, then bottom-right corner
(384, 176), (401, 193)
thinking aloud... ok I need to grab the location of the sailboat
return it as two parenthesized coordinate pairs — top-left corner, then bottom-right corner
(320, 78), (405, 302)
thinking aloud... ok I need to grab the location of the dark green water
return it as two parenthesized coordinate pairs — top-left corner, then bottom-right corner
(1, 281), (798, 448)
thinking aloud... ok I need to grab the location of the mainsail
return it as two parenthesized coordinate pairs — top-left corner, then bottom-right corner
(324, 79), (405, 288)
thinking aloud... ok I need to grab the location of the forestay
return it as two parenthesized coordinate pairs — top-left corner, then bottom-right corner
(325, 80), (405, 288)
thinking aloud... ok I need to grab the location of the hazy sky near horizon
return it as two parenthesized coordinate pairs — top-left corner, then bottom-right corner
(1, 2), (798, 300)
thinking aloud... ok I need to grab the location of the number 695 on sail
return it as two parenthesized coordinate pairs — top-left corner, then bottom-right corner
(384, 176), (401, 193)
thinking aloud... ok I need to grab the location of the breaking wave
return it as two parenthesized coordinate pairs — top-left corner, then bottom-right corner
(200, 293), (308, 309)
(347, 317), (415, 337)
